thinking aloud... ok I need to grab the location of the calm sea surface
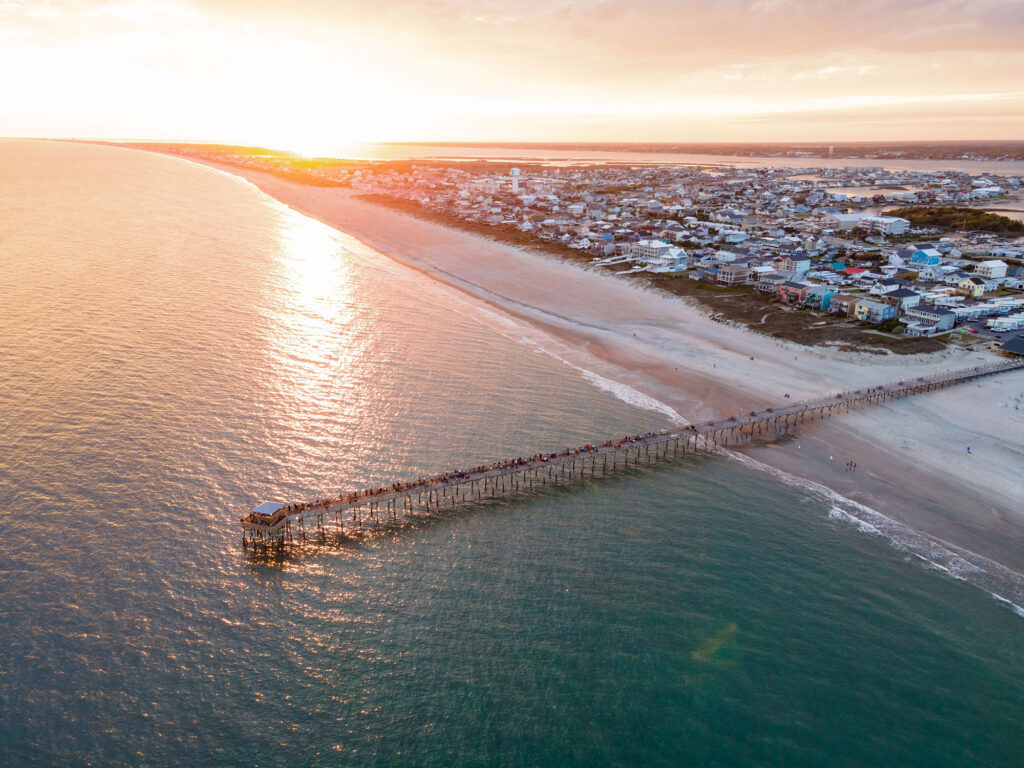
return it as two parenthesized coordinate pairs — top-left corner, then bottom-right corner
(1, 140), (1022, 767)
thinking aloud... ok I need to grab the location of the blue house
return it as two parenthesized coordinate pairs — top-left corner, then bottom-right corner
(804, 284), (837, 309)
(854, 299), (897, 324)
(909, 246), (942, 267)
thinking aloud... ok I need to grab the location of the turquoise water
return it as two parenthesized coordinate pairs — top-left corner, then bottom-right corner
(1, 140), (1021, 766)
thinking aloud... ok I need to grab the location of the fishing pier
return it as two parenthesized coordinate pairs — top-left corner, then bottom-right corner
(241, 359), (1024, 549)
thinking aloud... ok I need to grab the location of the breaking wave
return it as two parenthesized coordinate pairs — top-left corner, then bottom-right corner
(728, 449), (1024, 618)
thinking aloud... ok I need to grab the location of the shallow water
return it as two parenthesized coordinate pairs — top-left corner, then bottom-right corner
(1, 140), (1022, 767)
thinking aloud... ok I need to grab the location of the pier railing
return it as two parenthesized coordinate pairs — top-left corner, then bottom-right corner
(240, 358), (1024, 548)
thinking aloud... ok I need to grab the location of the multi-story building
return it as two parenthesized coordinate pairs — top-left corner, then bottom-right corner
(862, 215), (910, 236)
(716, 264), (751, 286)
(902, 304), (957, 335)
(975, 259), (1008, 279)
(829, 293), (861, 316)
(775, 257), (811, 275)
(958, 276), (986, 298)
(854, 299), (897, 324)
(804, 284), (837, 309)
(879, 288), (922, 311)
(630, 239), (674, 261)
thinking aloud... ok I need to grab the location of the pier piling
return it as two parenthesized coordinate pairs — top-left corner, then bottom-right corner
(240, 360), (1023, 549)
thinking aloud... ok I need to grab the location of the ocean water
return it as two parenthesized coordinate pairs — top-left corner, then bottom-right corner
(1, 140), (1022, 767)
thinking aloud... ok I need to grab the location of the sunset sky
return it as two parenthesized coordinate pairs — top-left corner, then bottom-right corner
(3, 0), (1023, 154)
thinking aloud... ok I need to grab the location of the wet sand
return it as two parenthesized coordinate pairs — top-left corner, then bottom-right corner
(139, 150), (1024, 578)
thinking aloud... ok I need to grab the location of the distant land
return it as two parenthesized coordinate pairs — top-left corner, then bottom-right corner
(885, 206), (1024, 235)
(61, 138), (1024, 164)
(391, 141), (1024, 162)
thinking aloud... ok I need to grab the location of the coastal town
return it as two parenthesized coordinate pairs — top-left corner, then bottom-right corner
(118, 141), (1024, 356)
(341, 161), (1024, 355)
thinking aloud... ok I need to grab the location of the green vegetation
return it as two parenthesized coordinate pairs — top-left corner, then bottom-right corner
(885, 206), (1024, 235)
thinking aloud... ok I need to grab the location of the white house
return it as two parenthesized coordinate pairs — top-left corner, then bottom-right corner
(989, 247), (1022, 260)
(828, 213), (867, 231)
(975, 259), (1008, 279)
(647, 248), (689, 273)
(776, 256), (811, 275)
(721, 230), (750, 244)
(630, 239), (673, 261)
(862, 215), (910, 236)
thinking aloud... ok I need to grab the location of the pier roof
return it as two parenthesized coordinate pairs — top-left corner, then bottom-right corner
(252, 502), (284, 516)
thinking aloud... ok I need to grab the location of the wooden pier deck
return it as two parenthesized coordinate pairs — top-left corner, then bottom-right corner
(241, 359), (1024, 549)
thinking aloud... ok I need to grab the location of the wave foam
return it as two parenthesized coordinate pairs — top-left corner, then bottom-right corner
(728, 450), (1024, 618)
(575, 368), (687, 424)
(305, 196), (1024, 618)
(828, 507), (880, 536)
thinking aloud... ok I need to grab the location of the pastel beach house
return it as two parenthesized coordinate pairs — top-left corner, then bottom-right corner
(853, 299), (897, 324)
(957, 276), (986, 298)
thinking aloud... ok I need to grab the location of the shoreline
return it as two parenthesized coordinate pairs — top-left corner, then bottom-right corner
(352, 193), (950, 355)
(96, 143), (1024, 592)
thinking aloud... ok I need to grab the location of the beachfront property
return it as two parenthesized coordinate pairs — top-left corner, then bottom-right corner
(319, 156), (1022, 333)
(998, 336), (1024, 356)
(755, 273), (788, 295)
(778, 281), (808, 304)
(829, 293), (861, 317)
(630, 239), (676, 261)
(803, 284), (837, 309)
(717, 263), (752, 286)
(902, 304), (957, 336)
(853, 298), (897, 324)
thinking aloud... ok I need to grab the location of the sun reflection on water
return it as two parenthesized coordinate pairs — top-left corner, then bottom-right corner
(259, 212), (376, 464)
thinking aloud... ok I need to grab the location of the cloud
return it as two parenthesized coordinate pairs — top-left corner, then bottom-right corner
(1, 0), (1023, 143)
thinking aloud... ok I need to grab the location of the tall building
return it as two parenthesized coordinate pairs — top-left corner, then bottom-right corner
(510, 167), (521, 193)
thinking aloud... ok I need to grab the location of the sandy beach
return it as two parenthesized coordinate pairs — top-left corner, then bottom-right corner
(140, 149), (1024, 582)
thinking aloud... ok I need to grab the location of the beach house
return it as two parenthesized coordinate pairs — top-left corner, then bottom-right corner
(917, 265), (946, 282)
(910, 246), (943, 268)
(827, 213), (867, 231)
(630, 239), (674, 261)
(829, 293), (860, 316)
(716, 263), (751, 286)
(957, 276), (986, 298)
(779, 281), (808, 304)
(998, 337), (1024, 357)
(776, 256), (811, 275)
(853, 299), (897, 324)
(902, 304), (956, 335)
(864, 215), (910, 236)
(804, 284), (837, 309)
(879, 287), (922, 312)
(975, 260), (1008, 279)
(754, 273), (787, 296)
